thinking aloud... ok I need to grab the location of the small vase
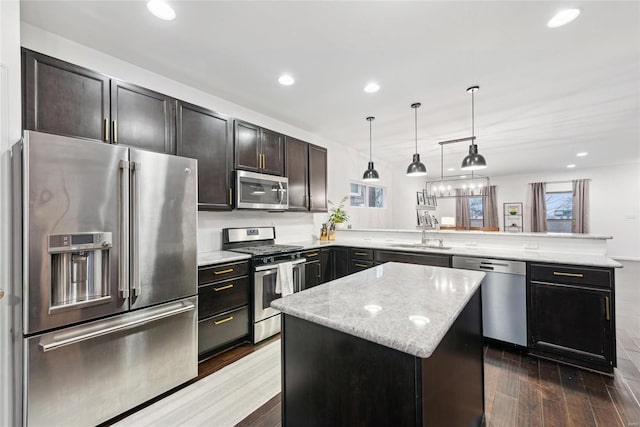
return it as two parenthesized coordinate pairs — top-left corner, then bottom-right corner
(334, 222), (347, 230)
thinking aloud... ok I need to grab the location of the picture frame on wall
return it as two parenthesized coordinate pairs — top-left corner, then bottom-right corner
(417, 191), (425, 205)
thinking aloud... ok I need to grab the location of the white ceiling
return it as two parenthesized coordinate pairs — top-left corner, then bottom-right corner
(20, 1), (640, 177)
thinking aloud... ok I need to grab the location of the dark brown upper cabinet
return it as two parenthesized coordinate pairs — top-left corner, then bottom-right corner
(176, 101), (233, 210)
(22, 49), (110, 142)
(111, 80), (175, 154)
(22, 48), (176, 154)
(308, 144), (328, 212)
(284, 137), (309, 211)
(234, 120), (284, 176)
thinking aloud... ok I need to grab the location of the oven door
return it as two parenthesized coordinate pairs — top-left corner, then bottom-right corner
(236, 170), (289, 210)
(254, 259), (305, 322)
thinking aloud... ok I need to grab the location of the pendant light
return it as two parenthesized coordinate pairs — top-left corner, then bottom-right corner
(362, 116), (380, 181)
(461, 86), (487, 171)
(406, 102), (427, 177)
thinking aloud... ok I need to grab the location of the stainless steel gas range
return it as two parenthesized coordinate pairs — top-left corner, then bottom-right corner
(222, 227), (306, 343)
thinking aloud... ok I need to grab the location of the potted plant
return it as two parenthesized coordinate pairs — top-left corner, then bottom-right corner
(328, 196), (350, 230)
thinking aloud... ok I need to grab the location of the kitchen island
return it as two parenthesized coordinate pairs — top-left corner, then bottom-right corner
(272, 262), (486, 426)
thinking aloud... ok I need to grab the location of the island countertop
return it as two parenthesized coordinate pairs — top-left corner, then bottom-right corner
(271, 262), (486, 358)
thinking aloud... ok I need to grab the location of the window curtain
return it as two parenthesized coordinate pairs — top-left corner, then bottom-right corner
(528, 182), (547, 232)
(572, 179), (590, 233)
(481, 185), (499, 228)
(455, 188), (470, 229)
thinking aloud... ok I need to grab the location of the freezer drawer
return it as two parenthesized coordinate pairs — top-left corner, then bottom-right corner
(23, 297), (197, 427)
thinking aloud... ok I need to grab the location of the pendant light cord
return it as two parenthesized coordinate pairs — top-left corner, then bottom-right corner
(414, 106), (418, 154)
(369, 119), (372, 161)
(471, 90), (475, 139)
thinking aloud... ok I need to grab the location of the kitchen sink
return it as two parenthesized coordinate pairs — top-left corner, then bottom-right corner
(390, 243), (452, 250)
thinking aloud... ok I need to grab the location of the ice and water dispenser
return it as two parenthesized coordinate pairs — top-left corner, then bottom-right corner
(48, 232), (112, 310)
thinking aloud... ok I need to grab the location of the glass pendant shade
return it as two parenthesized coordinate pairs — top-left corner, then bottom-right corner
(461, 144), (487, 170)
(363, 161), (380, 181)
(406, 153), (427, 176)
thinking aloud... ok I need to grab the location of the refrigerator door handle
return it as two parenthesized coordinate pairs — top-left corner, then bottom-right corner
(119, 160), (130, 299)
(131, 161), (141, 296)
(38, 301), (195, 352)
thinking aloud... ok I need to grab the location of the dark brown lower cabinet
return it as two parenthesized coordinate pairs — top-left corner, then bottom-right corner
(349, 260), (374, 274)
(332, 247), (349, 280)
(320, 249), (331, 283)
(527, 263), (615, 374)
(305, 260), (321, 289)
(198, 307), (249, 357)
(375, 250), (450, 267)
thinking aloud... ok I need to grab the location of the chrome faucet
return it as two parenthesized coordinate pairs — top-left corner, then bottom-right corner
(421, 229), (429, 245)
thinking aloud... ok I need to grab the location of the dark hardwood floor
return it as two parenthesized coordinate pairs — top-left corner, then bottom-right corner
(232, 261), (640, 427)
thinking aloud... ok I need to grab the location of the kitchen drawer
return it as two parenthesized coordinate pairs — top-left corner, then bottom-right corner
(529, 263), (611, 288)
(198, 306), (249, 357)
(349, 248), (374, 261)
(198, 276), (249, 320)
(375, 250), (450, 267)
(349, 260), (374, 274)
(198, 261), (249, 285)
(301, 250), (321, 261)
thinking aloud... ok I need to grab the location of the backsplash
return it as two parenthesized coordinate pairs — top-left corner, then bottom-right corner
(198, 211), (318, 252)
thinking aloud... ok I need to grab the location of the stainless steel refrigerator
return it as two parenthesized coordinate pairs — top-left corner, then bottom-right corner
(12, 131), (198, 426)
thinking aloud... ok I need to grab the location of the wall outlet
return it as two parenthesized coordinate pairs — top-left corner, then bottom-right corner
(524, 242), (539, 250)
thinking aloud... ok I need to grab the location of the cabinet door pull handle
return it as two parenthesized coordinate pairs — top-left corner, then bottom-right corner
(228, 188), (233, 205)
(104, 118), (109, 141)
(213, 316), (234, 325)
(355, 263), (368, 268)
(553, 272), (583, 278)
(316, 263), (321, 279)
(214, 268), (234, 275)
(306, 252), (318, 257)
(354, 252), (369, 256)
(214, 284), (234, 292)
(113, 120), (118, 144)
(262, 154), (266, 169)
(605, 296), (610, 321)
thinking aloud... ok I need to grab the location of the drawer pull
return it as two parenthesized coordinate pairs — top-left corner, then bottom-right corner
(605, 296), (610, 321)
(214, 268), (234, 275)
(316, 263), (321, 279)
(214, 316), (234, 325)
(306, 252), (318, 257)
(553, 272), (584, 278)
(214, 284), (234, 292)
(355, 263), (368, 268)
(354, 252), (369, 256)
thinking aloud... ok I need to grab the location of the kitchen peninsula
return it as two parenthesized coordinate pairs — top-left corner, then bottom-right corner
(272, 262), (486, 426)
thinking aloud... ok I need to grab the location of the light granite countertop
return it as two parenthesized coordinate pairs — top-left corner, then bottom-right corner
(197, 250), (252, 267)
(271, 262), (486, 358)
(281, 239), (622, 268)
(342, 229), (613, 240)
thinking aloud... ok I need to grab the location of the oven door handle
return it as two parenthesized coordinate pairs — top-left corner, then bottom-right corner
(255, 258), (306, 272)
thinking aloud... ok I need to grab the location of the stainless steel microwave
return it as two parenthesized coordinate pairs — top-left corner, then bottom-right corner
(236, 170), (289, 210)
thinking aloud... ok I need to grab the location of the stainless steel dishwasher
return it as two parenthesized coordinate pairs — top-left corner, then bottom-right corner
(452, 256), (527, 346)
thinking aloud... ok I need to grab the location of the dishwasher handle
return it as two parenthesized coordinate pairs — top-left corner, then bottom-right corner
(452, 256), (526, 275)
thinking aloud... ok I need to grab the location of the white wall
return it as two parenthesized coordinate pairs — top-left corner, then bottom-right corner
(0, 1), (21, 426)
(391, 161), (640, 259)
(20, 24), (393, 249)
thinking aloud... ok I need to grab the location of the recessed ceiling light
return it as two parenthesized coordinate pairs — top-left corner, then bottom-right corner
(547, 8), (581, 28)
(278, 74), (295, 86)
(447, 167), (455, 171)
(566, 164), (576, 168)
(577, 152), (588, 157)
(147, 0), (176, 20)
(364, 82), (380, 93)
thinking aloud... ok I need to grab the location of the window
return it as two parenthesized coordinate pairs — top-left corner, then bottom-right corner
(349, 183), (366, 207)
(545, 191), (573, 233)
(368, 186), (384, 208)
(350, 183), (384, 208)
(469, 196), (484, 227)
